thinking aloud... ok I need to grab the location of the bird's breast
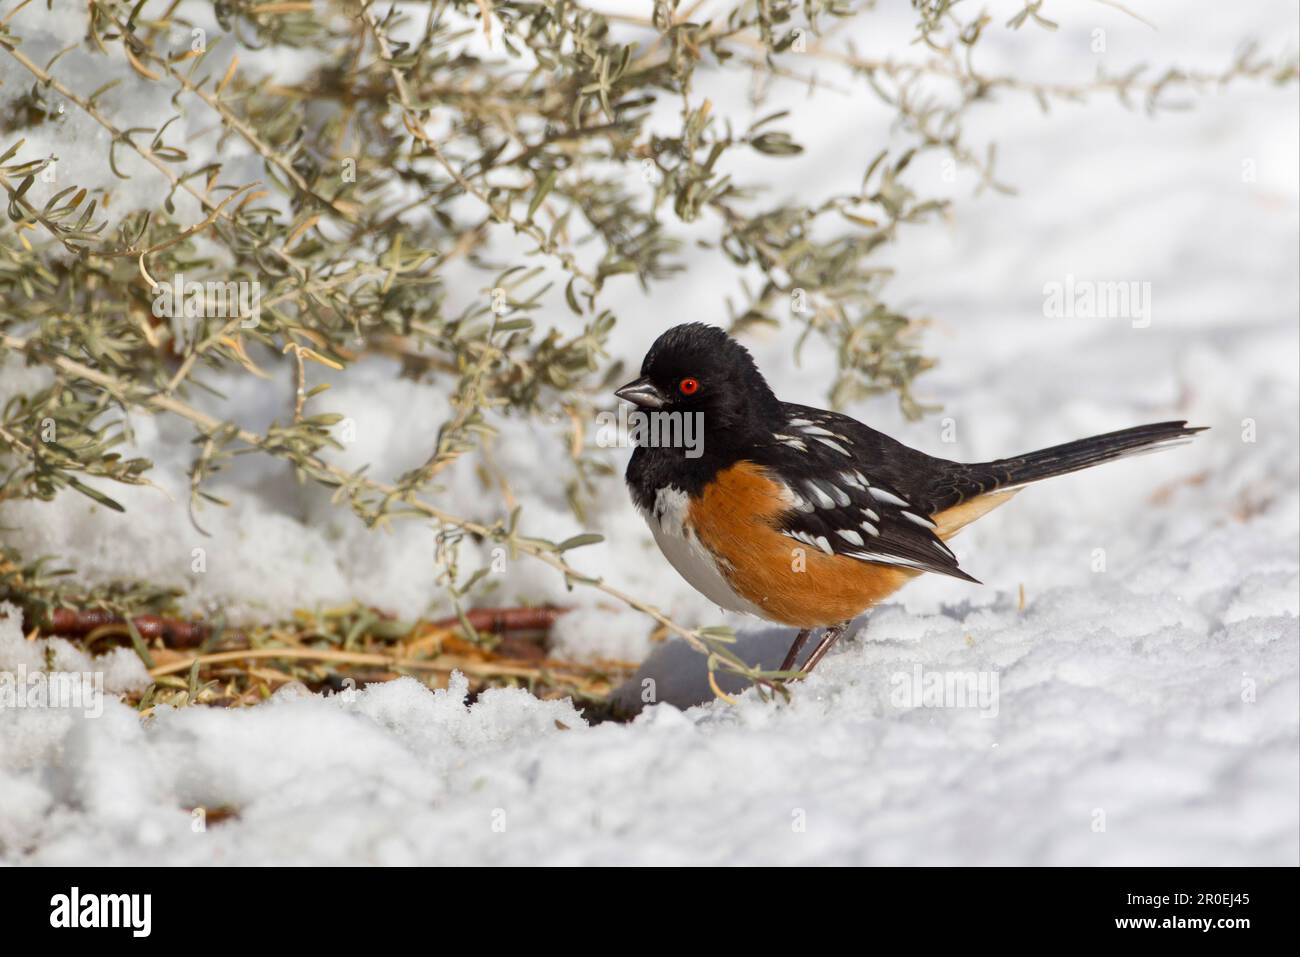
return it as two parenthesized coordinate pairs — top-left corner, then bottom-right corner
(635, 484), (768, 619)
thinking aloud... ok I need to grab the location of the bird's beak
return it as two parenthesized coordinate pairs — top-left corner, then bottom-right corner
(614, 376), (666, 409)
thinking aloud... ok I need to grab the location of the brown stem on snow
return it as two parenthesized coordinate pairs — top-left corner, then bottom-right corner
(41, 609), (221, 647)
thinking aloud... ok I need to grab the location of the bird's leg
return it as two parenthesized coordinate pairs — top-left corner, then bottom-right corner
(800, 620), (852, 674)
(778, 629), (813, 673)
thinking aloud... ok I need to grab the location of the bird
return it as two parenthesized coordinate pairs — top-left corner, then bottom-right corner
(615, 322), (1205, 676)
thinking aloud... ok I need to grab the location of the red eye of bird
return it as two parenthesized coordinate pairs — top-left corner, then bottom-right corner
(679, 377), (700, 396)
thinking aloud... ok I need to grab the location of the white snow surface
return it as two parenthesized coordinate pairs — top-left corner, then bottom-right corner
(1, 1), (1297, 864)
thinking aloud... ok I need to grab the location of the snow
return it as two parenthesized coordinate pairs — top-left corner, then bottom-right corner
(1, 0), (1297, 864)
(0, 602), (151, 694)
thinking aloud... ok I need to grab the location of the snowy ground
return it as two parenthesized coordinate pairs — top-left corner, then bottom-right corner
(1, 1), (1297, 864)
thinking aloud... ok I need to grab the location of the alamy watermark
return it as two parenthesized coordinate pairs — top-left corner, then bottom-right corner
(0, 666), (104, 718)
(1042, 274), (1151, 328)
(596, 404), (704, 458)
(151, 272), (261, 350)
(50, 887), (151, 937)
(889, 664), (999, 718)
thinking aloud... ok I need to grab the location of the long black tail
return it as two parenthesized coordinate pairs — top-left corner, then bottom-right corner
(934, 421), (1206, 508)
(986, 421), (1205, 490)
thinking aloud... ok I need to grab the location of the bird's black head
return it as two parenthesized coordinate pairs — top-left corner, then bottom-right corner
(614, 323), (780, 441)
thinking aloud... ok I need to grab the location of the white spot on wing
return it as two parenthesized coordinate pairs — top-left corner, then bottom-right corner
(846, 551), (932, 572)
(805, 482), (835, 510)
(901, 510), (936, 529)
(870, 487), (909, 508)
(816, 480), (850, 508)
(812, 435), (852, 456)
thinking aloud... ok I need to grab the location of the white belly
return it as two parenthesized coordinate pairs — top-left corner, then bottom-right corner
(639, 486), (768, 619)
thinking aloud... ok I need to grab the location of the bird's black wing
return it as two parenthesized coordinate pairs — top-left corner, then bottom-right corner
(751, 404), (979, 582)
